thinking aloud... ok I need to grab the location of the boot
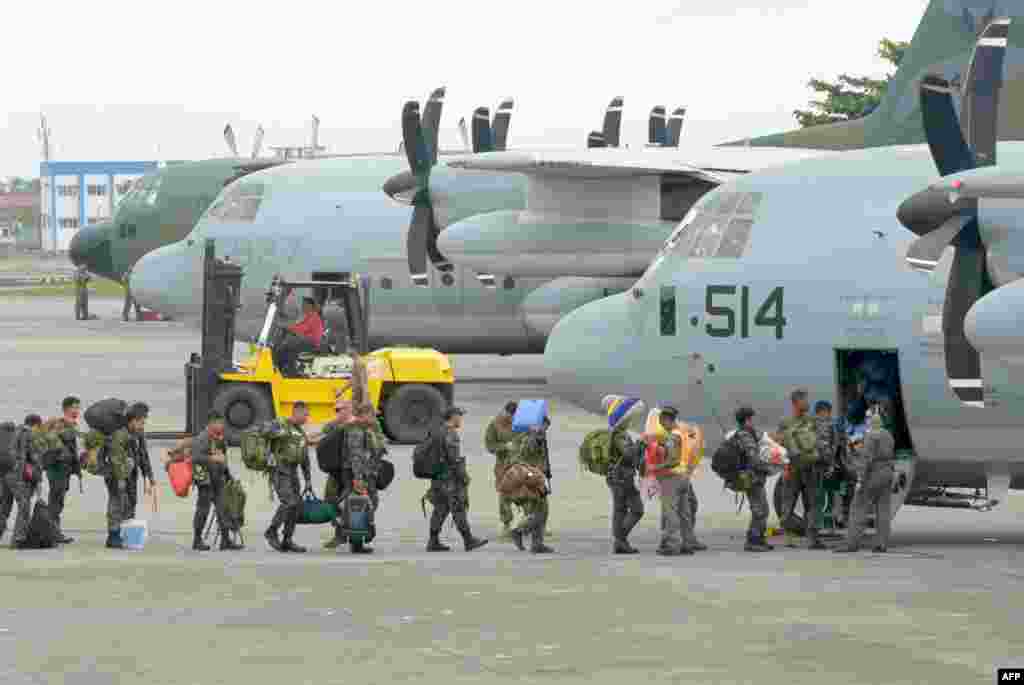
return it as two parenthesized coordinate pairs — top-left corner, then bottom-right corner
(106, 530), (124, 549)
(871, 545), (887, 553)
(426, 532), (451, 552)
(509, 527), (525, 551)
(193, 526), (210, 551)
(462, 533), (488, 552)
(833, 545), (860, 553)
(744, 535), (771, 552)
(264, 528), (283, 552)
(530, 530), (554, 554)
(282, 538), (307, 553)
(56, 532), (74, 544)
(613, 539), (638, 554)
(808, 539), (827, 550)
(219, 529), (243, 551)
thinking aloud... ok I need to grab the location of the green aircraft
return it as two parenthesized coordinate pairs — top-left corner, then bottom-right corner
(542, 16), (1024, 534)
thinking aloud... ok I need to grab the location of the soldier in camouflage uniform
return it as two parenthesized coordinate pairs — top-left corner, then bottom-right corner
(601, 396), (646, 554)
(733, 406), (774, 552)
(508, 418), (554, 554)
(426, 406), (488, 552)
(74, 267), (90, 320)
(835, 411), (896, 554)
(190, 412), (243, 552)
(35, 397), (83, 544)
(263, 402), (314, 553)
(4, 415), (42, 549)
(319, 397), (354, 549)
(777, 389), (826, 550)
(339, 402), (386, 553)
(485, 401), (518, 538)
(103, 404), (152, 549)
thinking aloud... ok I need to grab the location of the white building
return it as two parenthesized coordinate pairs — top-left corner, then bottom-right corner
(38, 161), (157, 252)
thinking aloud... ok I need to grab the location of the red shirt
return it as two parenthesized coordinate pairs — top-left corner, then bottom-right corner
(288, 311), (324, 346)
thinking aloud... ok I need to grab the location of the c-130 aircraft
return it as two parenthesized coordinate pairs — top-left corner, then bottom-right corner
(543, 15), (1024, 532)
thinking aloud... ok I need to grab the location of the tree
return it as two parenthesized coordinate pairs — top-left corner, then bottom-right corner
(793, 38), (909, 128)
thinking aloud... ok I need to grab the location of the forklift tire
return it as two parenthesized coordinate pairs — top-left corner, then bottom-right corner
(213, 383), (274, 446)
(773, 476), (806, 535)
(382, 384), (446, 444)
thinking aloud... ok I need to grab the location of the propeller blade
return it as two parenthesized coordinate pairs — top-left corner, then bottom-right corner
(407, 203), (432, 286)
(667, 107), (686, 147)
(311, 115), (320, 151)
(251, 125), (265, 159)
(492, 98), (514, 151)
(587, 131), (607, 148)
(223, 124), (239, 157)
(943, 216), (988, 407)
(920, 74), (975, 175)
(602, 97), (624, 148)
(649, 106), (667, 146)
(961, 17), (1011, 167)
(457, 117), (471, 153)
(421, 87), (446, 167)
(905, 214), (970, 272)
(401, 101), (429, 174)
(472, 107), (493, 153)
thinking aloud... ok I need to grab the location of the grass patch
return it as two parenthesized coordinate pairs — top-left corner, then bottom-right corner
(0, 280), (126, 298)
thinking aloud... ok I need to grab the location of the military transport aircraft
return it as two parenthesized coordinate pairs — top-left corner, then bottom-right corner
(542, 17), (1024, 530)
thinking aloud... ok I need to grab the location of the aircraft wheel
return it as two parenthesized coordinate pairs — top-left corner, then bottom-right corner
(382, 384), (446, 444)
(213, 383), (274, 446)
(773, 476), (806, 535)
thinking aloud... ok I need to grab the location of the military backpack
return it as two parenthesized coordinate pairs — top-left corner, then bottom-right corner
(578, 429), (612, 475)
(219, 479), (246, 532)
(240, 430), (273, 472)
(711, 432), (748, 483)
(81, 430), (111, 477)
(412, 432), (444, 479)
(0, 422), (19, 474)
(84, 398), (128, 436)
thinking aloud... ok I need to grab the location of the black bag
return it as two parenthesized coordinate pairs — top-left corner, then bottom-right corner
(711, 432), (748, 481)
(0, 422), (18, 474)
(24, 501), (58, 549)
(315, 428), (348, 475)
(376, 459), (395, 491)
(84, 399), (128, 435)
(412, 432), (443, 479)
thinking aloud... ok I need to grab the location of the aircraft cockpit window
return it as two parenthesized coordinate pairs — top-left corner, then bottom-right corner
(141, 176), (162, 207)
(206, 181), (265, 223)
(685, 190), (763, 259)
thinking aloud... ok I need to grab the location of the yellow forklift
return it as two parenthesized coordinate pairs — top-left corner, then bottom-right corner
(184, 239), (454, 445)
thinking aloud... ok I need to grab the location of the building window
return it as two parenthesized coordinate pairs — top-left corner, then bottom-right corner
(116, 181), (134, 195)
(87, 184), (107, 196)
(57, 184), (80, 198)
(59, 218), (79, 229)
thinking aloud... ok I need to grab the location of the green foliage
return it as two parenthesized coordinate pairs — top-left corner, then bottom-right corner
(794, 38), (909, 128)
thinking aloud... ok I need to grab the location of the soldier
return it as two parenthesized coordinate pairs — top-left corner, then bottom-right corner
(777, 389), (826, 550)
(74, 266), (90, 320)
(733, 406), (774, 552)
(104, 403), (152, 549)
(4, 415), (42, 549)
(508, 417), (554, 554)
(648, 406), (700, 556)
(320, 397), (354, 549)
(600, 395), (646, 554)
(485, 401), (518, 538)
(340, 402), (387, 553)
(426, 406), (488, 552)
(263, 402), (314, 553)
(35, 396), (83, 544)
(835, 410), (896, 553)
(121, 274), (142, 322)
(189, 412), (243, 552)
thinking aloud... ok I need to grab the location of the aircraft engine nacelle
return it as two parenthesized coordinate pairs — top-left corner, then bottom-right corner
(436, 209), (672, 278)
(519, 276), (637, 347)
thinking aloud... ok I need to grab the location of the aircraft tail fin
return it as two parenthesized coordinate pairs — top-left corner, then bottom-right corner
(724, 1), (1024, 150)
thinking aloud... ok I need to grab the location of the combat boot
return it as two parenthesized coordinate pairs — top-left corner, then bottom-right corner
(530, 531), (554, 554)
(744, 535), (771, 552)
(192, 527), (210, 551)
(426, 533), (451, 552)
(106, 530), (124, 549)
(264, 528), (283, 552)
(462, 534), (488, 552)
(219, 529), (243, 551)
(871, 545), (887, 553)
(613, 539), (638, 554)
(509, 527), (525, 551)
(282, 538), (307, 553)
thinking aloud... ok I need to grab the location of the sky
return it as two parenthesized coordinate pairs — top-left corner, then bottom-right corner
(0, 0), (930, 177)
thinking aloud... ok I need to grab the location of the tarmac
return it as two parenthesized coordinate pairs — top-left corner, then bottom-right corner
(1, 296), (1022, 685)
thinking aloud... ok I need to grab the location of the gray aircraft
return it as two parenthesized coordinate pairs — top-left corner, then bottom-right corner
(542, 17), (1024, 527)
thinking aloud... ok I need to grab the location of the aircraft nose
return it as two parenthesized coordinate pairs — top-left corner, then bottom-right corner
(543, 292), (643, 414)
(68, 222), (114, 276)
(129, 243), (198, 317)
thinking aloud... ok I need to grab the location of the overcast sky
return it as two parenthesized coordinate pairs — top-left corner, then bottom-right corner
(0, 0), (929, 177)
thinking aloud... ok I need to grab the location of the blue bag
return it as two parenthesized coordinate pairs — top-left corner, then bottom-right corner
(512, 399), (548, 433)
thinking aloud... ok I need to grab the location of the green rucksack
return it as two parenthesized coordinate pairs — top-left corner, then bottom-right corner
(240, 430), (272, 472)
(220, 479), (246, 531)
(578, 428), (614, 475)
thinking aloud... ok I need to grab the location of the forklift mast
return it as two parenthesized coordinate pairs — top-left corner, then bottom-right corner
(185, 239), (243, 435)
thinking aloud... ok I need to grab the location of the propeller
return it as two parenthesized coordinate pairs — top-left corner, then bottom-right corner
(457, 117), (471, 152)
(897, 17), (1011, 408)
(602, 96), (623, 147)
(667, 107), (686, 147)
(587, 131), (607, 148)
(471, 106), (494, 153)
(223, 124), (239, 157)
(491, 98), (514, 151)
(469, 99), (514, 153)
(390, 87), (449, 285)
(649, 106), (667, 146)
(251, 125), (264, 159)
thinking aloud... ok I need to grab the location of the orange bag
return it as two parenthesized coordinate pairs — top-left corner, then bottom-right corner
(168, 459), (193, 497)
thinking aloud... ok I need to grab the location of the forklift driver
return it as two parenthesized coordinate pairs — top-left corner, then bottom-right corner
(275, 297), (324, 375)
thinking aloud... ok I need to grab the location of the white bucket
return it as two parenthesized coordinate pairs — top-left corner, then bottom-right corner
(121, 519), (148, 550)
